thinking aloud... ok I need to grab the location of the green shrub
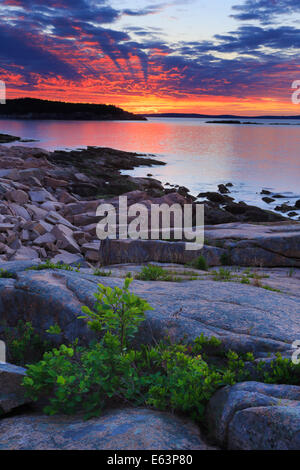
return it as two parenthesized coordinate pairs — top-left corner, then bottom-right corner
(23, 332), (251, 420)
(0, 269), (14, 279)
(212, 268), (232, 281)
(3, 320), (51, 366)
(190, 255), (208, 271)
(22, 278), (300, 422)
(256, 353), (300, 385)
(136, 264), (166, 281)
(79, 277), (152, 350)
(23, 279), (250, 421)
(241, 277), (250, 284)
(27, 260), (80, 272)
(220, 252), (232, 266)
(93, 269), (112, 277)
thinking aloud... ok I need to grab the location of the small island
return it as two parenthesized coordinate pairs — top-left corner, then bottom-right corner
(0, 98), (147, 121)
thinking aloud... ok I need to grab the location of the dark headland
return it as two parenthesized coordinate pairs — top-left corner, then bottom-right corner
(145, 112), (300, 120)
(0, 98), (147, 121)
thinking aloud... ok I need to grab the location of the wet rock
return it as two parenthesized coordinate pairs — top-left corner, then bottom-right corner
(218, 184), (230, 194)
(262, 197), (275, 204)
(275, 203), (297, 213)
(197, 192), (233, 204)
(261, 189), (271, 195)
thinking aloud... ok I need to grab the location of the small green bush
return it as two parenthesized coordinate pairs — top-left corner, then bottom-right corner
(212, 268), (232, 281)
(136, 264), (166, 281)
(93, 269), (112, 277)
(0, 269), (14, 279)
(22, 278), (300, 423)
(79, 277), (152, 350)
(27, 260), (80, 272)
(3, 320), (51, 366)
(190, 255), (208, 271)
(220, 252), (232, 266)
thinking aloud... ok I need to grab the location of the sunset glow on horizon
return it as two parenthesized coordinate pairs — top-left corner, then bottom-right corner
(1, 0), (300, 115)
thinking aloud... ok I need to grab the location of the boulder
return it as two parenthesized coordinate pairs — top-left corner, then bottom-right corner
(5, 189), (29, 205)
(9, 246), (40, 261)
(218, 184), (230, 194)
(205, 222), (300, 267)
(262, 197), (275, 204)
(33, 233), (56, 246)
(25, 204), (48, 221)
(45, 211), (76, 229)
(0, 363), (30, 415)
(50, 251), (85, 266)
(207, 382), (300, 450)
(0, 407), (213, 450)
(9, 203), (31, 221)
(0, 223), (15, 232)
(98, 238), (224, 267)
(32, 220), (53, 236)
(81, 241), (101, 262)
(44, 176), (68, 188)
(29, 189), (55, 203)
(51, 224), (80, 253)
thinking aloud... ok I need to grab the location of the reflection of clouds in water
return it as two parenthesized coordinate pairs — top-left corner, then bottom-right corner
(0, 118), (299, 213)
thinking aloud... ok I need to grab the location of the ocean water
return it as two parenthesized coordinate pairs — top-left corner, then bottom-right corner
(0, 117), (299, 215)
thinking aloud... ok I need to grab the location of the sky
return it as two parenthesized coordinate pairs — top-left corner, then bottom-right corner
(1, 0), (300, 115)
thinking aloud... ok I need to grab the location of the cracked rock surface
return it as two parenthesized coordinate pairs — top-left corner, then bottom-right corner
(0, 261), (299, 358)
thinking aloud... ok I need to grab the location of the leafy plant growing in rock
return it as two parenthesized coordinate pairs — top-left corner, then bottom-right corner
(136, 264), (185, 282)
(136, 264), (167, 281)
(211, 268), (232, 281)
(23, 279), (300, 422)
(3, 320), (51, 366)
(0, 269), (15, 279)
(79, 277), (152, 351)
(220, 252), (232, 266)
(189, 255), (208, 271)
(27, 260), (80, 272)
(93, 269), (112, 277)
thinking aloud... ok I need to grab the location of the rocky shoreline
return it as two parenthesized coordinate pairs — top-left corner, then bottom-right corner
(0, 138), (300, 450)
(0, 140), (298, 267)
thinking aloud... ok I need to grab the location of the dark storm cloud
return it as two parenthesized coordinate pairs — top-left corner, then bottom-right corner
(231, 0), (300, 24)
(0, 24), (80, 79)
(1, 0), (300, 99)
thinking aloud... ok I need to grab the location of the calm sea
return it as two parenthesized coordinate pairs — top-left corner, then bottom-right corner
(0, 117), (299, 215)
